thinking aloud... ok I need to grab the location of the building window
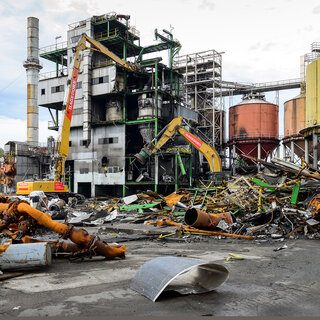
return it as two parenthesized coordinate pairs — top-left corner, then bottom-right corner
(98, 137), (118, 144)
(80, 168), (89, 174)
(80, 140), (89, 147)
(71, 35), (81, 43)
(69, 141), (72, 147)
(101, 157), (108, 166)
(76, 82), (82, 89)
(73, 108), (83, 115)
(51, 85), (64, 93)
(41, 88), (45, 95)
(92, 75), (109, 85)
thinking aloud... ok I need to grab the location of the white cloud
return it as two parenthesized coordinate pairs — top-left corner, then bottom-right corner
(1, 0), (320, 143)
(0, 116), (57, 149)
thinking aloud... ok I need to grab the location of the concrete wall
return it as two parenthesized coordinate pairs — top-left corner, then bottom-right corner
(91, 66), (118, 95)
(38, 76), (67, 106)
(69, 125), (126, 195)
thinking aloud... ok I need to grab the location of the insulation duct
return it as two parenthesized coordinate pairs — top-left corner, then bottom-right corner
(23, 17), (42, 145)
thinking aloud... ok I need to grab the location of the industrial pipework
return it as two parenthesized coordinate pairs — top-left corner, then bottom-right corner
(23, 17), (42, 146)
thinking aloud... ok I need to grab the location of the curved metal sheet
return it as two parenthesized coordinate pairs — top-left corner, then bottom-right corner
(130, 256), (229, 302)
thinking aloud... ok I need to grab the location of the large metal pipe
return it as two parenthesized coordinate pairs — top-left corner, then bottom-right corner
(184, 208), (233, 229)
(15, 202), (126, 259)
(23, 17), (42, 145)
(0, 242), (51, 271)
(0, 201), (126, 259)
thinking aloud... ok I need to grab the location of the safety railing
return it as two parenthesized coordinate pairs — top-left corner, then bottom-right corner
(48, 121), (59, 130)
(229, 133), (280, 140)
(252, 78), (302, 88)
(92, 12), (117, 24)
(311, 42), (320, 52)
(130, 26), (140, 37)
(94, 29), (119, 41)
(40, 41), (68, 54)
(304, 52), (320, 64)
(39, 68), (67, 80)
(68, 19), (87, 30)
(92, 60), (114, 68)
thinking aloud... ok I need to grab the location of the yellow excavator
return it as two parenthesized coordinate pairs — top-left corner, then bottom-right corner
(134, 116), (222, 172)
(17, 34), (137, 195)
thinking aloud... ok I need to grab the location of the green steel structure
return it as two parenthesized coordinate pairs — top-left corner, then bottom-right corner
(39, 13), (197, 197)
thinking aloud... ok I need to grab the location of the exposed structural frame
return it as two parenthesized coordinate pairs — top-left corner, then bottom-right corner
(174, 50), (225, 161)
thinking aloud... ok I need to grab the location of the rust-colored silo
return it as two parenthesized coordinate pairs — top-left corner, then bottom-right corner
(228, 94), (279, 163)
(282, 94), (307, 158)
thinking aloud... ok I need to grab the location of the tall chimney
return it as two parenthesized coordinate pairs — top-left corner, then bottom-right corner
(23, 17), (42, 145)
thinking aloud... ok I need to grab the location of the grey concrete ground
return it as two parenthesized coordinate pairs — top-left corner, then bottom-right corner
(0, 226), (319, 317)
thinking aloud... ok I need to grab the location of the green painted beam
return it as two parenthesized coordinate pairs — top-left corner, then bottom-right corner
(251, 178), (275, 191)
(119, 202), (160, 211)
(291, 182), (301, 205)
(177, 151), (186, 175)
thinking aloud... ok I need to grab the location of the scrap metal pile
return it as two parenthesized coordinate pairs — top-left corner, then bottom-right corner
(31, 159), (320, 241)
(1, 157), (320, 274)
(53, 158), (320, 241)
(0, 195), (126, 272)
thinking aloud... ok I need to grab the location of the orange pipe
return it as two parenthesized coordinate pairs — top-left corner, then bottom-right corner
(153, 220), (253, 240)
(185, 227), (253, 240)
(14, 202), (125, 259)
(184, 208), (233, 229)
(156, 220), (183, 227)
(0, 244), (10, 254)
(0, 203), (9, 212)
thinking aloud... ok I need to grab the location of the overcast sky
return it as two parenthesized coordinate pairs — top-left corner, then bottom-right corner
(1, 0), (319, 148)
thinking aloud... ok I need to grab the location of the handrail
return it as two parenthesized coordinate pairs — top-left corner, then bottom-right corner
(94, 29), (119, 40)
(40, 41), (67, 54)
(39, 68), (67, 80)
(229, 133), (279, 140)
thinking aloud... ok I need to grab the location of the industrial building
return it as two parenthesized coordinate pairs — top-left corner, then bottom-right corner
(2, 12), (320, 196)
(36, 13), (202, 197)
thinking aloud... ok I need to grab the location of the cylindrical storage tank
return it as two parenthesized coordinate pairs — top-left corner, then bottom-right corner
(302, 59), (320, 165)
(283, 94), (306, 158)
(306, 58), (320, 128)
(105, 97), (123, 121)
(228, 95), (279, 163)
(138, 93), (162, 119)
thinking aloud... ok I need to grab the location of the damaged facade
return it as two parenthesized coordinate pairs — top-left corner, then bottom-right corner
(38, 13), (199, 198)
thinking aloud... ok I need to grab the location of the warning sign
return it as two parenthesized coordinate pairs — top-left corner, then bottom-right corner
(184, 132), (203, 148)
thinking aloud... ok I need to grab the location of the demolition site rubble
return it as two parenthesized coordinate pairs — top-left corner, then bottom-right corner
(1, 157), (320, 304)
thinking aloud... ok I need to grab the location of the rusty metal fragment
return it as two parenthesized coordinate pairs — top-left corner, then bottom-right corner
(0, 200), (126, 260)
(184, 208), (233, 229)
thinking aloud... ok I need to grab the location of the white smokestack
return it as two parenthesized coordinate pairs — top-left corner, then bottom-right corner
(23, 17), (42, 145)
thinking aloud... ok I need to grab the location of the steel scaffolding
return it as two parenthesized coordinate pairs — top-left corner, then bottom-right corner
(174, 50), (224, 157)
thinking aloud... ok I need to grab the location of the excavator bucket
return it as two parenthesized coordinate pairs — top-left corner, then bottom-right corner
(134, 146), (153, 165)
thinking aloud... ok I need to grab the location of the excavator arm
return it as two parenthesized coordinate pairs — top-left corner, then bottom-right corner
(135, 117), (222, 172)
(80, 34), (137, 72)
(55, 34), (137, 183)
(17, 34), (137, 194)
(54, 41), (82, 183)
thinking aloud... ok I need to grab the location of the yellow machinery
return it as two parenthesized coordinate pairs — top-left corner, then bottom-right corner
(134, 116), (222, 172)
(17, 34), (137, 195)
